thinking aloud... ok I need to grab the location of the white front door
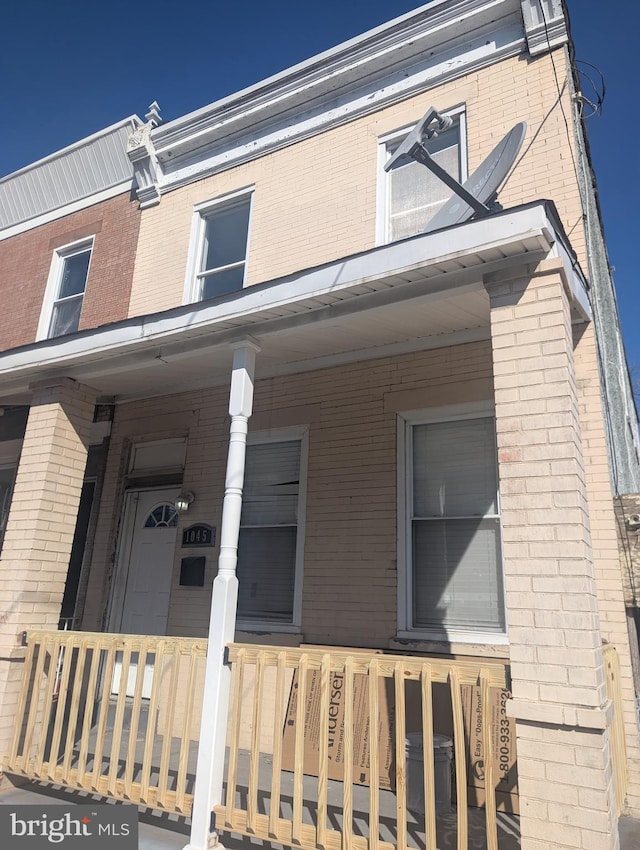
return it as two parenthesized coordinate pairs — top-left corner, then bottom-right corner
(112, 487), (179, 696)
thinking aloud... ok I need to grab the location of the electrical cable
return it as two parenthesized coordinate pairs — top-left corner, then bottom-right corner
(539, 4), (582, 195)
(564, 13), (640, 606)
(575, 60), (606, 118)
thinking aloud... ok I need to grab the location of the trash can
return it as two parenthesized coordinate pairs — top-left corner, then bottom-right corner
(405, 732), (453, 814)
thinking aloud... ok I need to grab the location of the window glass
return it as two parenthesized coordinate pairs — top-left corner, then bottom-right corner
(237, 527), (297, 621)
(201, 266), (246, 301)
(144, 504), (179, 528)
(197, 196), (251, 300)
(413, 518), (503, 631)
(0, 465), (16, 552)
(48, 246), (91, 338)
(49, 297), (84, 338)
(202, 201), (250, 271)
(387, 122), (461, 240)
(58, 251), (91, 299)
(413, 418), (498, 517)
(237, 439), (301, 623)
(409, 417), (504, 634)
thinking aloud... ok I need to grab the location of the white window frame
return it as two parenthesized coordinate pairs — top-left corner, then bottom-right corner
(376, 106), (468, 246)
(36, 236), (94, 340)
(235, 425), (308, 633)
(183, 186), (254, 305)
(397, 401), (507, 645)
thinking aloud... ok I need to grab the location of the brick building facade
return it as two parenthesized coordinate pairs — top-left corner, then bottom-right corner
(0, 4), (639, 850)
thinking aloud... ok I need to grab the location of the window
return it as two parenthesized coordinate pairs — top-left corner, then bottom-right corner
(400, 410), (505, 639)
(187, 191), (252, 303)
(379, 110), (465, 243)
(144, 504), (179, 528)
(236, 433), (306, 629)
(38, 239), (93, 340)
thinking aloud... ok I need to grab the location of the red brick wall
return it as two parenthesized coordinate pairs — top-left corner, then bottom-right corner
(0, 191), (140, 350)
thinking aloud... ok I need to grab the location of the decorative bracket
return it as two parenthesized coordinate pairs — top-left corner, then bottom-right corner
(520, 0), (568, 56)
(127, 102), (163, 208)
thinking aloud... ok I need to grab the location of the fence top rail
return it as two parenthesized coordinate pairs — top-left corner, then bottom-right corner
(227, 643), (510, 687)
(24, 629), (208, 655)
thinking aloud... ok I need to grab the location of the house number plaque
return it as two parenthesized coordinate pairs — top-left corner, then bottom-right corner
(181, 523), (215, 547)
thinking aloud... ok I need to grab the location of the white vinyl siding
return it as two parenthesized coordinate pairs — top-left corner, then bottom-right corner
(237, 437), (304, 627)
(403, 413), (505, 637)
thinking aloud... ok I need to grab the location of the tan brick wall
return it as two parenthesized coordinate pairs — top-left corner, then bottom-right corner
(486, 265), (620, 847)
(573, 325), (640, 814)
(128, 50), (585, 317)
(83, 340), (494, 650)
(487, 265), (605, 709)
(0, 378), (96, 760)
(0, 192), (140, 350)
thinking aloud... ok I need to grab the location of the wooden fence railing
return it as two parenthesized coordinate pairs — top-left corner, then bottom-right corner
(215, 644), (514, 850)
(5, 633), (521, 847)
(3, 629), (206, 815)
(603, 644), (628, 814)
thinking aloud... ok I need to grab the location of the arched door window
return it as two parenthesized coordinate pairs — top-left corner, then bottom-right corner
(143, 503), (178, 528)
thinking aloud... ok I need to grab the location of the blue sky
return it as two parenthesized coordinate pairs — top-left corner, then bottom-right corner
(1, 1), (638, 371)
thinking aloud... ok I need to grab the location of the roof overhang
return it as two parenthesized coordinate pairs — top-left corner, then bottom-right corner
(0, 201), (589, 405)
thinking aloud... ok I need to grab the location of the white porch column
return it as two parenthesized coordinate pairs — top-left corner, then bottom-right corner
(186, 340), (260, 850)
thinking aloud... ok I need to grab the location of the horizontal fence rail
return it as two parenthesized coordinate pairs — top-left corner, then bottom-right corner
(216, 644), (516, 850)
(4, 629), (206, 815)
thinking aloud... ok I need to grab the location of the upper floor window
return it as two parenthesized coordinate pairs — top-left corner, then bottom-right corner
(37, 238), (93, 340)
(379, 109), (465, 243)
(186, 190), (253, 303)
(398, 406), (505, 641)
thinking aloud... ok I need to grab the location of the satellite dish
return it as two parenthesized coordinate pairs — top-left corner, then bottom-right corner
(424, 121), (527, 233)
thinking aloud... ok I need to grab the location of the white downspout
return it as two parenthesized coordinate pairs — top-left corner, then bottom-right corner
(184, 339), (260, 850)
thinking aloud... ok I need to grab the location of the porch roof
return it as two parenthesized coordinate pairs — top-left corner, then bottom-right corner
(0, 200), (588, 404)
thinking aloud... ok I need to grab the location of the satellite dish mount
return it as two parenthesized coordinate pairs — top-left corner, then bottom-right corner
(384, 107), (527, 233)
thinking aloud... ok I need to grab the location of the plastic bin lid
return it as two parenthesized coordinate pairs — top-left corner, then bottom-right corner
(405, 732), (453, 752)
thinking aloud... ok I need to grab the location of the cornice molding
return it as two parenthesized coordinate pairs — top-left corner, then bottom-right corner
(137, 0), (529, 202)
(160, 37), (523, 196)
(154, 1), (518, 155)
(520, 0), (567, 55)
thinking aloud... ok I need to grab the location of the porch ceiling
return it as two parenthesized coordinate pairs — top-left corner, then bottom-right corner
(0, 201), (587, 404)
